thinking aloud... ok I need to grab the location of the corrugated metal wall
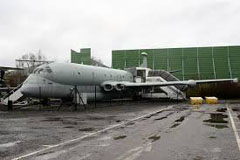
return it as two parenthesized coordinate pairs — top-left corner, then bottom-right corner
(71, 48), (91, 65)
(112, 46), (240, 80)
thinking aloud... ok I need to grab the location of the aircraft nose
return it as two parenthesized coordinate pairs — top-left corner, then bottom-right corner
(20, 84), (37, 97)
(20, 84), (30, 96)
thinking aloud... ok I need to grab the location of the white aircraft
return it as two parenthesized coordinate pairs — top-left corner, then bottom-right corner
(20, 62), (238, 102)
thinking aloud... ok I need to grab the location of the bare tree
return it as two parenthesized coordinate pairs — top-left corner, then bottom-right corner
(15, 50), (52, 76)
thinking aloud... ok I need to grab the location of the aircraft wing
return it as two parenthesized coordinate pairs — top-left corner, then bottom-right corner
(101, 78), (238, 91)
(121, 81), (190, 87)
(123, 78), (238, 87)
(0, 66), (23, 71)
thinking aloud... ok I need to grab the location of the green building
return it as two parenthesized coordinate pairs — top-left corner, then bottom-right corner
(71, 48), (91, 65)
(112, 46), (240, 80)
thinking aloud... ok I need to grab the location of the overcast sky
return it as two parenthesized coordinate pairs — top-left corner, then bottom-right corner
(0, 0), (240, 67)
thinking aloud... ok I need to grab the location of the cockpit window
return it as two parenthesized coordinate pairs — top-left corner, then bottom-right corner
(32, 66), (52, 74)
(33, 68), (39, 74)
(38, 68), (44, 74)
(45, 66), (53, 73)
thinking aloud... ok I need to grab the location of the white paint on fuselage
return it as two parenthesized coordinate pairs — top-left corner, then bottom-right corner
(48, 63), (133, 85)
(21, 63), (134, 101)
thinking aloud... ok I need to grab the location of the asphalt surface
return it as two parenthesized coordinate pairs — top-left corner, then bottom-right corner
(1, 101), (240, 160)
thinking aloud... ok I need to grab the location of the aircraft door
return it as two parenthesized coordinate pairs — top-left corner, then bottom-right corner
(136, 69), (146, 82)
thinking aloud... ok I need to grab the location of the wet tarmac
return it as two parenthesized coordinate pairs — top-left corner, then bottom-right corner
(1, 100), (240, 160)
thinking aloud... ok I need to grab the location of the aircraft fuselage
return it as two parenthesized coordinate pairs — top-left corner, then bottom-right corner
(21, 63), (134, 101)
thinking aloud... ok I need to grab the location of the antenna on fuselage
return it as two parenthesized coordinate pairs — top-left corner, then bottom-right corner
(141, 52), (148, 68)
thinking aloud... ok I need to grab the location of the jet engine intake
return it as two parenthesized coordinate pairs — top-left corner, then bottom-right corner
(115, 83), (125, 91)
(103, 84), (114, 92)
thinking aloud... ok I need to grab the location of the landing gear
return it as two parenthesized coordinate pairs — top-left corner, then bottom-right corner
(72, 85), (86, 111)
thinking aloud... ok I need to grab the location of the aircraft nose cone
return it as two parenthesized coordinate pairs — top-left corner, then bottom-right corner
(20, 84), (34, 96)
(20, 85), (28, 95)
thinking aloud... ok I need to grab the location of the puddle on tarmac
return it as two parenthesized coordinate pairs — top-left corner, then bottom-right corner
(42, 117), (62, 122)
(154, 112), (175, 121)
(208, 136), (217, 139)
(154, 116), (167, 121)
(193, 155), (204, 160)
(232, 108), (240, 112)
(165, 111), (175, 117)
(203, 113), (228, 123)
(62, 120), (78, 125)
(144, 111), (166, 119)
(79, 127), (95, 132)
(205, 124), (228, 129)
(216, 108), (227, 112)
(64, 126), (74, 128)
(170, 123), (180, 128)
(113, 135), (127, 140)
(145, 113), (159, 119)
(87, 116), (106, 120)
(42, 117), (79, 125)
(37, 151), (55, 156)
(175, 116), (185, 122)
(0, 131), (9, 135)
(148, 135), (161, 142)
(173, 105), (189, 111)
(126, 121), (135, 126)
(170, 116), (186, 128)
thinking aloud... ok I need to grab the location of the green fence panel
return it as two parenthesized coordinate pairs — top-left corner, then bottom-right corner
(198, 47), (215, 79)
(183, 48), (198, 79)
(112, 46), (240, 80)
(168, 48), (182, 79)
(213, 47), (229, 78)
(154, 49), (168, 70)
(229, 46), (240, 78)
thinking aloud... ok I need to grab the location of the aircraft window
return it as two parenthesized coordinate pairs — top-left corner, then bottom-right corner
(38, 68), (44, 74)
(45, 66), (52, 73)
(33, 68), (39, 74)
(46, 69), (52, 73)
(78, 72), (81, 75)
